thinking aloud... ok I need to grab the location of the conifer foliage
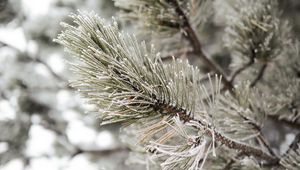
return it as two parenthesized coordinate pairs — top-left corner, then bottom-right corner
(56, 0), (300, 169)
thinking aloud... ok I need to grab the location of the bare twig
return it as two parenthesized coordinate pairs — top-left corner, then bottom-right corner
(250, 64), (268, 87)
(230, 58), (254, 83)
(230, 47), (257, 83)
(257, 134), (277, 157)
(166, 0), (234, 92)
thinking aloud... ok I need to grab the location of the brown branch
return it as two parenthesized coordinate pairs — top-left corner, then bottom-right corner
(132, 3), (277, 162)
(228, 55), (273, 157)
(201, 88), (276, 159)
(250, 64), (267, 87)
(257, 134), (277, 157)
(246, 124), (276, 157)
(233, 108), (277, 157)
(230, 48), (256, 83)
(202, 123), (278, 164)
(166, 0), (234, 93)
(230, 58), (254, 83)
(156, 102), (279, 165)
(228, 52), (299, 147)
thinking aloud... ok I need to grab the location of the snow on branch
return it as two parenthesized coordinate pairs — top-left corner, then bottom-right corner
(56, 12), (279, 168)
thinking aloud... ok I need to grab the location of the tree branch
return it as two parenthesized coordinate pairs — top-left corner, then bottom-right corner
(156, 101), (279, 165)
(200, 122), (279, 164)
(235, 110), (277, 157)
(230, 58), (254, 83)
(166, 0), (234, 92)
(230, 47), (256, 83)
(257, 134), (277, 157)
(250, 64), (267, 87)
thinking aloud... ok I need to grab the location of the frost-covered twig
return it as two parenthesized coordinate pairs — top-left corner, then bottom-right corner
(189, 119), (278, 164)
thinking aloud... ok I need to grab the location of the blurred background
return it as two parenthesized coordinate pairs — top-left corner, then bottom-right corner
(0, 0), (300, 170)
(0, 0), (143, 169)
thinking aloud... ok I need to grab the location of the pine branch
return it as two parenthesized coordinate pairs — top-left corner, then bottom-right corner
(55, 11), (205, 125)
(166, 0), (234, 92)
(219, 1), (298, 159)
(56, 12), (279, 167)
(189, 118), (279, 164)
(233, 105), (276, 157)
(223, 85), (276, 157)
(261, 48), (300, 129)
(222, 0), (290, 82)
(257, 134), (277, 157)
(115, 0), (213, 62)
(229, 60), (253, 83)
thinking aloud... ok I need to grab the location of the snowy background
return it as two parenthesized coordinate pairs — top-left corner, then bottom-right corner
(0, 0), (142, 169)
